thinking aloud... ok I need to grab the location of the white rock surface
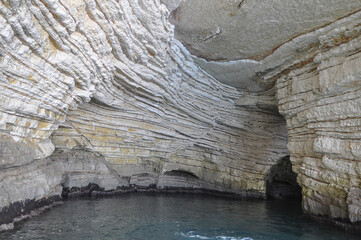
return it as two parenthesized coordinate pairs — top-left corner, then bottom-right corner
(274, 11), (361, 223)
(173, 0), (361, 61)
(0, 0), (287, 215)
(0, 0), (360, 228)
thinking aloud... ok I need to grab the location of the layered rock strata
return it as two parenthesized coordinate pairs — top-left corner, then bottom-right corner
(173, 0), (361, 226)
(272, 12), (361, 224)
(0, 0), (360, 231)
(0, 0), (288, 229)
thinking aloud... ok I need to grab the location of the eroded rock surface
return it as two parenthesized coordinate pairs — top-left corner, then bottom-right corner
(275, 26), (361, 223)
(0, 0), (288, 229)
(172, 0), (361, 61)
(0, 0), (360, 231)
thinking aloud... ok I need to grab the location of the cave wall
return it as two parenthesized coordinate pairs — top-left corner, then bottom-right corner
(273, 13), (361, 223)
(0, 0), (288, 229)
(51, 97), (287, 194)
(0, 0), (360, 230)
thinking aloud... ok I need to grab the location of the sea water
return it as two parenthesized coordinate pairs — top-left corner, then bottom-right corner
(0, 193), (358, 240)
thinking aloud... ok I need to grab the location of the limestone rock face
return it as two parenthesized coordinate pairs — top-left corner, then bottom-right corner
(171, 0), (361, 89)
(0, 0), (360, 229)
(273, 12), (361, 223)
(172, 0), (361, 61)
(0, 0), (288, 228)
(173, 1), (361, 225)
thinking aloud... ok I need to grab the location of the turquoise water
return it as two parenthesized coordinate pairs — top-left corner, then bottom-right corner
(1, 193), (358, 240)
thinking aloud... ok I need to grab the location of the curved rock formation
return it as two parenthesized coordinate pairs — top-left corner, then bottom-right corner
(0, 0), (360, 231)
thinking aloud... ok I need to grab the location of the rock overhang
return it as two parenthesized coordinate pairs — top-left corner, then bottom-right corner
(0, 0), (360, 231)
(169, 0), (361, 90)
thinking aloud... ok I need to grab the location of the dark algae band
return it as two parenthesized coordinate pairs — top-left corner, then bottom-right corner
(0, 195), (62, 228)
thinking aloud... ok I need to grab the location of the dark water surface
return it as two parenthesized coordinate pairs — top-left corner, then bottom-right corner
(0, 193), (358, 240)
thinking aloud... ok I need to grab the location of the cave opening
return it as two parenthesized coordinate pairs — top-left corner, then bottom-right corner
(164, 170), (199, 179)
(266, 155), (302, 200)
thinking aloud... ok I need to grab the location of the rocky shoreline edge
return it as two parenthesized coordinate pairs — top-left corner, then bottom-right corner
(0, 183), (263, 232)
(1, 183), (360, 235)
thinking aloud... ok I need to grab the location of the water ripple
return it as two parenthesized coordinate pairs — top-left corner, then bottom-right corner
(178, 231), (253, 240)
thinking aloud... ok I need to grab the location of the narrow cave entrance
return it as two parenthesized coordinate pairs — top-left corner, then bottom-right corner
(266, 155), (302, 200)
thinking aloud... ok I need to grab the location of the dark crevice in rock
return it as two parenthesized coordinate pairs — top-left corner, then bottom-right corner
(266, 155), (302, 200)
(89, 97), (119, 110)
(164, 170), (199, 179)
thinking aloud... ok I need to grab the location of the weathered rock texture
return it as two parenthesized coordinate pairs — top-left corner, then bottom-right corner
(0, 0), (360, 230)
(0, 0), (288, 229)
(172, 0), (361, 61)
(172, 0), (361, 226)
(274, 16), (361, 223)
